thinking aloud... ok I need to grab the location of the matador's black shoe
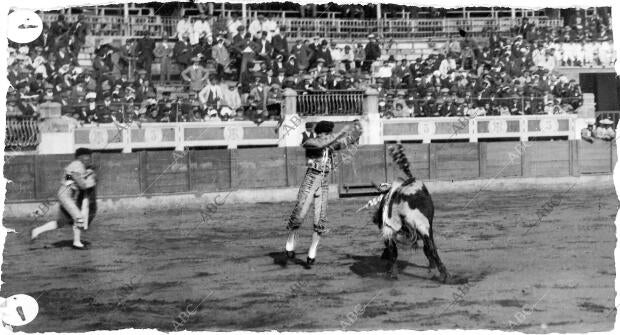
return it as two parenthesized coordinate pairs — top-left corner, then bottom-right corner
(305, 256), (315, 268)
(285, 250), (296, 259)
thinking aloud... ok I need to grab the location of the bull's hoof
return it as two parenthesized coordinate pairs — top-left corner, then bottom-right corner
(387, 271), (399, 280)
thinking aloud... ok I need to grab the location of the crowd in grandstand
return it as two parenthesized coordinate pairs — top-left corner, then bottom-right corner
(5, 10), (615, 124)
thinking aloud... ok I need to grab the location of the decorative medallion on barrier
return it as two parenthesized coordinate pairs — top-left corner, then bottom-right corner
(224, 126), (244, 142)
(539, 118), (559, 133)
(418, 122), (436, 136)
(488, 119), (508, 134)
(88, 128), (109, 146)
(144, 128), (163, 143)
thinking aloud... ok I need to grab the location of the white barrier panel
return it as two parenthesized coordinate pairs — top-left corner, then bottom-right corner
(44, 116), (579, 155)
(382, 115), (577, 143)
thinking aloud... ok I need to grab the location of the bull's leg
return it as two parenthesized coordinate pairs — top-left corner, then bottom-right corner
(386, 239), (399, 279)
(422, 234), (449, 283)
(380, 239), (391, 260)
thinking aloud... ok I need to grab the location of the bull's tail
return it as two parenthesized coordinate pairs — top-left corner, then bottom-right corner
(388, 144), (414, 181)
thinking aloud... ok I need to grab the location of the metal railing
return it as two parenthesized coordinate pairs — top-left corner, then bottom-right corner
(382, 96), (582, 117)
(5, 117), (41, 151)
(296, 90), (364, 116)
(39, 14), (564, 40)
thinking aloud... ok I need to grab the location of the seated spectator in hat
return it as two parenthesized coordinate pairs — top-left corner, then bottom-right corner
(199, 75), (223, 113)
(363, 34), (381, 72)
(255, 31), (273, 62)
(176, 16), (193, 41)
(220, 81), (243, 112)
(212, 36), (230, 77)
(262, 69), (276, 86)
(329, 41), (343, 68)
(313, 72), (328, 91)
(291, 40), (312, 71)
(182, 57), (210, 94)
(69, 81), (87, 105)
(227, 13), (243, 38)
(249, 76), (269, 111)
(29, 73), (46, 96)
(340, 45), (355, 71)
(230, 25), (247, 56)
(135, 78), (157, 103)
(249, 15), (266, 40)
(263, 14), (279, 41)
(284, 73), (303, 90)
(595, 118), (615, 140)
(173, 33), (193, 68)
(195, 35), (214, 61)
(192, 15), (212, 46)
(266, 84), (283, 120)
(271, 26), (288, 58)
(271, 54), (285, 76)
(313, 40), (333, 68)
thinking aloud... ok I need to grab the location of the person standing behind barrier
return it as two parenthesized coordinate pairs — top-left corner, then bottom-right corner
(136, 30), (156, 79)
(363, 34), (381, 73)
(182, 56), (210, 94)
(155, 33), (174, 82)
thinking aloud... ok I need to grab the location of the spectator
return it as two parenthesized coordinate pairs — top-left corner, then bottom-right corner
(271, 26), (289, 58)
(68, 14), (89, 51)
(363, 34), (381, 72)
(192, 15), (212, 46)
(255, 31), (273, 62)
(228, 13), (243, 38)
(249, 15), (265, 40)
(263, 14), (279, 42)
(136, 31), (156, 78)
(220, 80), (243, 112)
(353, 43), (365, 69)
(181, 57), (210, 94)
(212, 36), (230, 77)
(291, 39), (312, 71)
(173, 33), (193, 68)
(49, 14), (69, 40)
(314, 40), (332, 67)
(155, 33), (174, 82)
(176, 17), (193, 41)
(199, 75), (223, 116)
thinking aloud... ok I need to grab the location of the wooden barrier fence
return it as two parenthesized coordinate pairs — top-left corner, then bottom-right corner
(4, 140), (615, 202)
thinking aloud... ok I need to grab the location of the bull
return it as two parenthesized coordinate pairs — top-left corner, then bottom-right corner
(359, 144), (449, 282)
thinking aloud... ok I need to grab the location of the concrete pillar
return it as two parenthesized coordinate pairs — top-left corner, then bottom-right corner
(363, 88), (382, 145)
(577, 93), (596, 119)
(279, 89), (302, 147)
(241, 3), (247, 24)
(208, 3), (214, 16)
